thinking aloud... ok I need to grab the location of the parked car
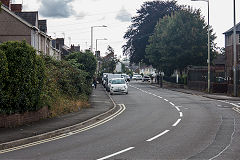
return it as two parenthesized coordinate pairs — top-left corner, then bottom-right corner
(142, 75), (151, 82)
(106, 74), (122, 92)
(132, 74), (142, 81)
(110, 78), (128, 95)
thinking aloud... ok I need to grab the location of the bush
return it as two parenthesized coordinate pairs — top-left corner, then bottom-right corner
(0, 41), (46, 114)
(41, 56), (91, 116)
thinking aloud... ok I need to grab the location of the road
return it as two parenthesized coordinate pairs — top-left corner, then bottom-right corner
(1, 81), (240, 160)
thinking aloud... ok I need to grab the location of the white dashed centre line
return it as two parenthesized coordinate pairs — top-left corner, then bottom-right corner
(175, 106), (180, 111)
(146, 130), (170, 142)
(179, 112), (183, 117)
(172, 119), (181, 127)
(97, 147), (135, 160)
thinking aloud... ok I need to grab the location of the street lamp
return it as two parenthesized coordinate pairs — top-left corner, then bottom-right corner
(191, 0), (210, 93)
(91, 25), (107, 52)
(233, 0), (237, 96)
(96, 38), (107, 51)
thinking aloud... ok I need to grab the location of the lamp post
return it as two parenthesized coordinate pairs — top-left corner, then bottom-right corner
(96, 38), (107, 51)
(192, 0), (210, 93)
(233, 0), (237, 96)
(91, 25), (107, 52)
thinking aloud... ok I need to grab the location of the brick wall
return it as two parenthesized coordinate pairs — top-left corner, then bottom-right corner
(0, 107), (49, 128)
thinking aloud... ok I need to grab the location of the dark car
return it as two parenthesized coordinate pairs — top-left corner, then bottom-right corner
(142, 75), (151, 82)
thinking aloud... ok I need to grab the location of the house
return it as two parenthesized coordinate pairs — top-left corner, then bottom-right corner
(53, 38), (71, 58)
(140, 64), (156, 76)
(223, 22), (240, 80)
(0, 0), (61, 60)
(69, 44), (80, 52)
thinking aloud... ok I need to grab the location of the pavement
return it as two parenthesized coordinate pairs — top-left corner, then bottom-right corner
(0, 85), (115, 150)
(151, 82), (240, 101)
(1, 81), (240, 150)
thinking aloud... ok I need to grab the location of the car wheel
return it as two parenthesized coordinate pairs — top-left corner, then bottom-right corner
(110, 92), (113, 95)
(126, 92), (128, 94)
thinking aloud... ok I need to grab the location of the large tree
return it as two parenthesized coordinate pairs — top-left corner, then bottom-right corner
(146, 8), (217, 76)
(123, 0), (181, 64)
(65, 50), (97, 78)
(101, 46), (119, 73)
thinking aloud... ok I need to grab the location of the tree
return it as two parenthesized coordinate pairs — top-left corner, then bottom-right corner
(65, 50), (97, 78)
(146, 8), (217, 76)
(100, 45), (119, 73)
(123, 0), (181, 64)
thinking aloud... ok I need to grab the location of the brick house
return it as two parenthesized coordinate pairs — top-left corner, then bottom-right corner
(0, 1), (61, 60)
(223, 22), (240, 81)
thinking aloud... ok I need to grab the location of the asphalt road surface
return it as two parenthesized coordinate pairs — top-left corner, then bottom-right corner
(1, 81), (240, 160)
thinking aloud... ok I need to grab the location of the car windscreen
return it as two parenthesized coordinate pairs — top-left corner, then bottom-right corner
(111, 79), (125, 84)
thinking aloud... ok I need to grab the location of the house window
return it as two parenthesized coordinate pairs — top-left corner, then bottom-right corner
(239, 34), (240, 44)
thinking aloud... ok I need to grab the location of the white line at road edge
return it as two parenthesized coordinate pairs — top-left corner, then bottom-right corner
(97, 147), (135, 160)
(218, 100), (240, 108)
(172, 119), (181, 127)
(146, 130), (170, 142)
(0, 104), (126, 154)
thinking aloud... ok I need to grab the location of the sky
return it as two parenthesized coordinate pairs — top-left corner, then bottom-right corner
(14, 0), (240, 58)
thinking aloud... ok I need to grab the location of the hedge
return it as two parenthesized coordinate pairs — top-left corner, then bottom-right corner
(0, 41), (45, 114)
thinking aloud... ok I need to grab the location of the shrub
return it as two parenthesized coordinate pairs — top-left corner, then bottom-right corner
(41, 56), (91, 116)
(0, 41), (45, 114)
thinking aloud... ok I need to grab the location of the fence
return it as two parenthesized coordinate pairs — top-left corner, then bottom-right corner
(187, 66), (228, 93)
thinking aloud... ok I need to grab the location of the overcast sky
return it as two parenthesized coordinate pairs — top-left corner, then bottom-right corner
(15, 0), (240, 57)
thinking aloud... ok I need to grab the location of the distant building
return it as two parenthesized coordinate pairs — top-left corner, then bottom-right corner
(115, 62), (122, 73)
(140, 65), (156, 76)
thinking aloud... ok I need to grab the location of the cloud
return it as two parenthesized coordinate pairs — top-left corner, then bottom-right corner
(39, 0), (79, 18)
(115, 7), (131, 22)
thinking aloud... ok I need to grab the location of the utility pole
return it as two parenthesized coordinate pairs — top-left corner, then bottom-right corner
(233, 0), (237, 96)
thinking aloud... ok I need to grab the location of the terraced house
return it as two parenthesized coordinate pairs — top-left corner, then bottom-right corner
(0, 0), (61, 60)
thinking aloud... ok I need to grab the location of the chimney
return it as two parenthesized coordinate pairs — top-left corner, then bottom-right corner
(11, 4), (22, 12)
(0, 0), (10, 8)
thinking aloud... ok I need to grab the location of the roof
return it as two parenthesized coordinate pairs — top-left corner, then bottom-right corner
(223, 22), (240, 35)
(15, 11), (38, 26)
(0, 5), (51, 40)
(1, 5), (32, 28)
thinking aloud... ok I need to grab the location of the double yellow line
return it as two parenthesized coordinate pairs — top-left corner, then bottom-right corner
(0, 104), (126, 154)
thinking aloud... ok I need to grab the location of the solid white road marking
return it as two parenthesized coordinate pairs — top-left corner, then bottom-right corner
(169, 102), (175, 106)
(172, 119), (181, 127)
(146, 130), (170, 142)
(218, 100), (240, 108)
(97, 147), (135, 160)
(164, 99), (169, 102)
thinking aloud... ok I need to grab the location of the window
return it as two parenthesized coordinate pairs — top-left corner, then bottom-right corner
(239, 34), (240, 44)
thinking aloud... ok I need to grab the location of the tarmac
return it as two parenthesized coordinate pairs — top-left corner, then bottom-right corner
(1, 82), (240, 150)
(0, 85), (115, 150)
